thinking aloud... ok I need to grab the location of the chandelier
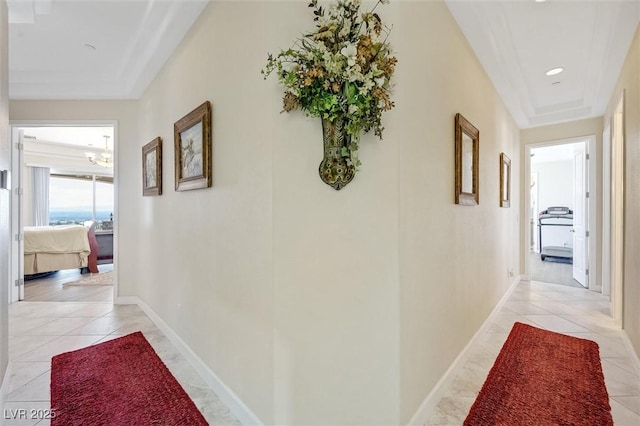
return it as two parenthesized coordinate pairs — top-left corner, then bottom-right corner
(87, 135), (113, 168)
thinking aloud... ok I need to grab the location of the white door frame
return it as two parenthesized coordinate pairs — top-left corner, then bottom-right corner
(524, 135), (597, 291)
(602, 121), (612, 298)
(8, 120), (119, 304)
(608, 94), (625, 326)
(9, 129), (24, 302)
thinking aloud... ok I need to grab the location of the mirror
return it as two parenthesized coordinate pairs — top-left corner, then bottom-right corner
(455, 113), (479, 205)
(500, 153), (511, 207)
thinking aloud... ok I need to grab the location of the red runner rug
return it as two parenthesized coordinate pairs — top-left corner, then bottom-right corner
(51, 331), (208, 425)
(464, 322), (613, 425)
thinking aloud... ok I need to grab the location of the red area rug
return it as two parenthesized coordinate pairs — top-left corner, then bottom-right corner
(464, 322), (613, 425)
(51, 332), (208, 425)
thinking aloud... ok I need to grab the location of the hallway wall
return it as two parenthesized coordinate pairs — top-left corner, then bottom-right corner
(604, 24), (640, 356)
(396, 2), (521, 421)
(6, 1), (522, 423)
(0, 1), (9, 388)
(135, 2), (521, 423)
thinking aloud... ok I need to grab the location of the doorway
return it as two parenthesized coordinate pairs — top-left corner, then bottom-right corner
(9, 123), (117, 304)
(525, 136), (597, 291)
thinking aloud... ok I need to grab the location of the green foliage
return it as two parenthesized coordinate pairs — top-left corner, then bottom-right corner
(261, 0), (397, 169)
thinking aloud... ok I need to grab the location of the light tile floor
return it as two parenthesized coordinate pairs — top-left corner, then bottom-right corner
(426, 279), (640, 425)
(2, 300), (240, 425)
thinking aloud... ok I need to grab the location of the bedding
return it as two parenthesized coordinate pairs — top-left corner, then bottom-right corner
(24, 224), (96, 275)
(24, 225), (90, 254)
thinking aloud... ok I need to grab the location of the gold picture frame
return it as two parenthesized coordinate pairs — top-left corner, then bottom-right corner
(500, 152), (511, 208)
(174, 101), (212, 191)
(142, 137), (162, 196)
(455, 113), (479, 205)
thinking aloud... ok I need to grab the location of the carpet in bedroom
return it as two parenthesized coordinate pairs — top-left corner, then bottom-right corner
(63, 270), (112, 286)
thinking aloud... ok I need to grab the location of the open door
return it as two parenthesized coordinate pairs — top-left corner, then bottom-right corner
(572, 143), (588, 288)
(10, 129), (25, 301)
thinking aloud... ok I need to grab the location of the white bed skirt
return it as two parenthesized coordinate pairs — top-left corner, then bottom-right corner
(24, 252), (88, 275)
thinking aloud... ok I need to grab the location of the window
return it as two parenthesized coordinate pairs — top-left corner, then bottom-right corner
(49, 174), (113, 227)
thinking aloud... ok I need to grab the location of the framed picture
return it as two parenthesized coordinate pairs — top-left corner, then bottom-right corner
(500, 152), (511, 207)
(455, 113), (479, 205)
(174, 101), (212, 191)
(142, 137), (162, 196)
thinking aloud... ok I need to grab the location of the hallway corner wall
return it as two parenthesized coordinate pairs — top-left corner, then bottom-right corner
(0, 0), (10, 388)
(604, 24), (640, 356)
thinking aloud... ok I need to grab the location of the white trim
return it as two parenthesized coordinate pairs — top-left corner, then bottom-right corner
(118, 296), (262, 426)
(602, 121), (612, 298)
(113, 296), (139, 305)
(407, 275), (522, 425)
(610, 93), (625, 326)
(0, 361), (12, 404)
(621, 332), (640, 377)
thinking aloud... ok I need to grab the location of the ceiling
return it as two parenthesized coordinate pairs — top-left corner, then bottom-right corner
(6, 1), (640, 129)
(22, 126), (114, 148)
(8, 0), (208, 99)
(445, 0), (639, 128)
(21, 126), (117, 176)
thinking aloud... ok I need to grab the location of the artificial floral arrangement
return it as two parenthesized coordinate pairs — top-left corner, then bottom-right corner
(262, 0), (396, 188)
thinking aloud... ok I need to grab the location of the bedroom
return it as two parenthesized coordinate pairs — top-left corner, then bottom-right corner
(11, 125), (115, 303)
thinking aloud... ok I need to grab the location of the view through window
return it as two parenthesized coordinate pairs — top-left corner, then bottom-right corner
(49, 175), (113, 229)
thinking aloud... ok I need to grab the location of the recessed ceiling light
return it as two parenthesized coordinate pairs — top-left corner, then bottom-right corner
(545, 67), (564, 76)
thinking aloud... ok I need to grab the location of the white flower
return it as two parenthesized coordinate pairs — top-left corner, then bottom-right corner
(362, 78), (375, 92)
(375, 77), (385, 87)
(340, 44), (358, 67)
(346, 64), (363, 82)
(348, 104), (359, 115)
(339, 19), (351, 38)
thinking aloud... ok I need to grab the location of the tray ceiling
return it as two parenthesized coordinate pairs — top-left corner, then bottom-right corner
(6, 1), (639, 130)
(8, 0), (208, 99)
(446, 0), (639, 128)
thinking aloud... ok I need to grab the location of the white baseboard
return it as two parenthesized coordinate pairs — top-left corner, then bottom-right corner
(407, 274), (522, 425)
(0, 361), (12, 404)
(621, 332), (640, 377)
(119, 296), (262, 426)
(113, 296), (139, 305)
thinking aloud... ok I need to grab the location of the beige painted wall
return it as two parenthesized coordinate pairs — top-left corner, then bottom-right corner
(604, 25), (640, 355)
(132, 1), (521, 423)
(7, 1), (522, 423)
(396, 2), (521, 422)
(133, 1), (276, 421)
(0, 0), (10, 387)
(521, 117), (603, 288)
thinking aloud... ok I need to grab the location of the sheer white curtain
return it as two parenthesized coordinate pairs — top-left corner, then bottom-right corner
(30, 166), (50, 226)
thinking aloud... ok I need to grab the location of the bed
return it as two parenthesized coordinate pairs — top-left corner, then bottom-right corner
(24, 222), (100, 275)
